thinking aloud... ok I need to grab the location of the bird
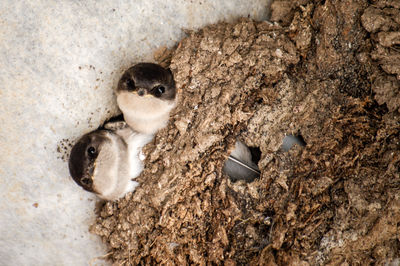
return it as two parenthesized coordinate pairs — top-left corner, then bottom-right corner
(116, 63), (177, 135)
(223, 140), (261, 182)
(68, 121), (153, 201)
(223, 135), (306, 182)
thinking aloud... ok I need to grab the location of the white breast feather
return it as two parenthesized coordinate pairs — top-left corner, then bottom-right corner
(126, 132), (153, 179)
(92, 137), (120, 198)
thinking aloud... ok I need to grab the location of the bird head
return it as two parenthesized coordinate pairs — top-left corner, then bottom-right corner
(68, 130), (110, 193)
(117, 63), (176, 101)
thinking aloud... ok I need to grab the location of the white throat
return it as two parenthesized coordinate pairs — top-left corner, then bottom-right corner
(92, 137), (120, 198)
(117, 92), (176, 134)
(92, 129), (153, 201)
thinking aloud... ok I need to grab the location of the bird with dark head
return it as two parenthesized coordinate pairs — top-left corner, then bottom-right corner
(68, 122), (152, 201)
(116, 63), (177, 134)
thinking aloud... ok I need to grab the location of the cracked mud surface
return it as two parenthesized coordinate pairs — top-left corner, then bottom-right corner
(90, 1), (400, 264)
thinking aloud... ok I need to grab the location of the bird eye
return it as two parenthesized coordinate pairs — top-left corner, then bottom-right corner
(87, 146), (96, 156)
(125, 78), (135, 91)
(154, 85), (165, 97)
(80, 177), (92, 186)
(158, 86), (165, 94)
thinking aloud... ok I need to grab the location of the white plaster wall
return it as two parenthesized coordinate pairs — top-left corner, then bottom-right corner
(0, 1), (270, 265)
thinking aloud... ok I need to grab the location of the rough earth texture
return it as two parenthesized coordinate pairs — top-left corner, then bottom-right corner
(90, 0), (400, 265)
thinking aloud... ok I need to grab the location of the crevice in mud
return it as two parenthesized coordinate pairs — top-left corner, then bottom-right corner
(281, 134), (306, 152)
(249, 146), (261, 165)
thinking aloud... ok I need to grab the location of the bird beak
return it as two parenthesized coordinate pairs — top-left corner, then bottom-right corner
(133, 88), (153, 98)
(90, 161), (96, 181)
(137, 88), (146, 96)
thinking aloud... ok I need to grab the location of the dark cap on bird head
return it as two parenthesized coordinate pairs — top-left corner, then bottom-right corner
(117, 63), (176, 101)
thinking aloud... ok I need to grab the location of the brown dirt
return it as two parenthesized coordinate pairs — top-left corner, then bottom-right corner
(90, 0), (400, 265)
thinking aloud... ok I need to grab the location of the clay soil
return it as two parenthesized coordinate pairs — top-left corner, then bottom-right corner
(90, 0), (400, 265)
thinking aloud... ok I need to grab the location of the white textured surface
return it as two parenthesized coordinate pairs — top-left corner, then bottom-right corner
(0, 1), (270, 265)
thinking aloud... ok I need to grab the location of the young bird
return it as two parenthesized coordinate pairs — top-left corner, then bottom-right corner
(223, 135), (306, 182)
(223, 140), (261, 182)
(68, 121), (152, 201)
(116, 63), (177, 134)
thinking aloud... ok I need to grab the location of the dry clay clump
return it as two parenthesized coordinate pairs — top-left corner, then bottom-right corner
(91, 1), (400, 264)
(361, 1), (400, 113)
